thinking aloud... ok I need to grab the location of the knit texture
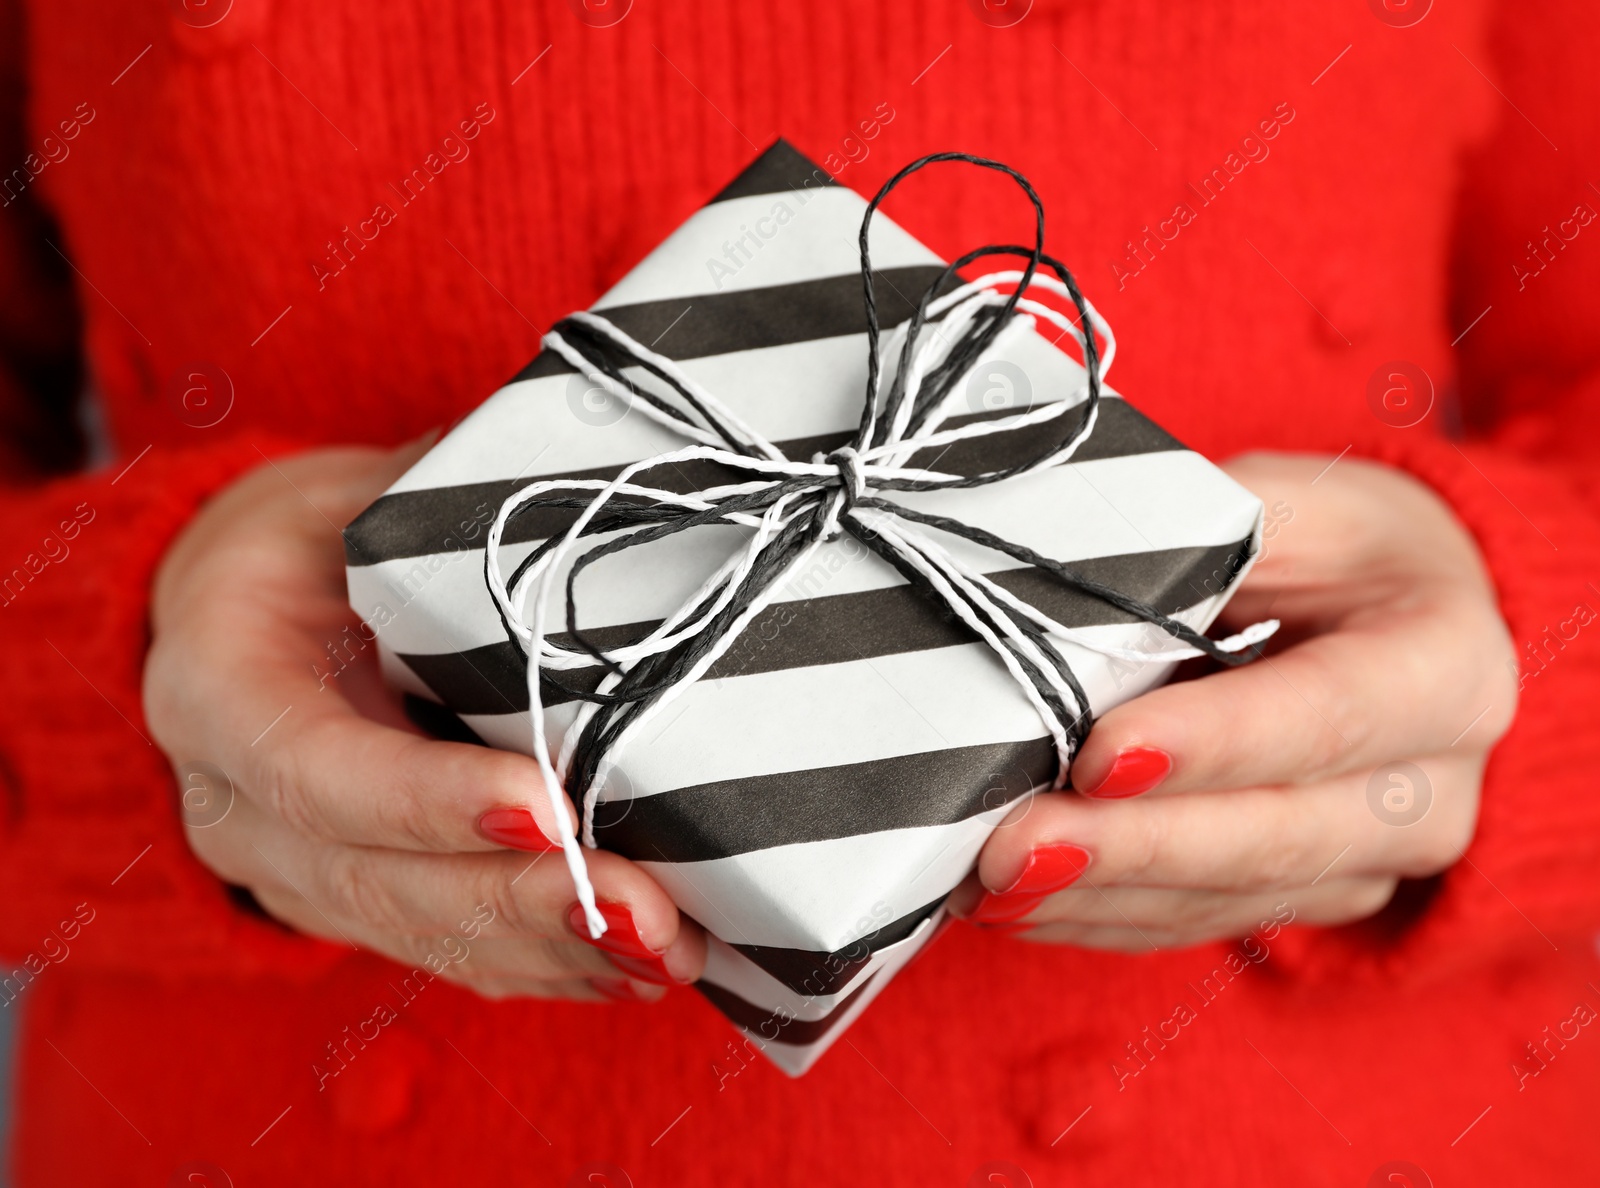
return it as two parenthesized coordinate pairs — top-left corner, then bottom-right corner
(4, 0), (1600, 1183)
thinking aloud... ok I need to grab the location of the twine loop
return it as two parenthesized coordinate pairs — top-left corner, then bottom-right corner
(484, 154), (1277, 937)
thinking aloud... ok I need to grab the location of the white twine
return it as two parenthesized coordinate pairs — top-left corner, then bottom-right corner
(486, 272), (1276, 938)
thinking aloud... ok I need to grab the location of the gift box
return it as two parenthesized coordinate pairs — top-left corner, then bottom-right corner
(344, 141), (1266, 1075)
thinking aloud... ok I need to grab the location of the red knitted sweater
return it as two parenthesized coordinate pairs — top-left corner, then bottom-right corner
(4, 1), (1600, 1184)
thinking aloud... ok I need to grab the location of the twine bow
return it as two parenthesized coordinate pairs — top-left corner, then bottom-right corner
(485, 154), (1277, 937)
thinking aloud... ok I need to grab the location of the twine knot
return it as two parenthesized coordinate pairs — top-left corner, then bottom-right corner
(484, 153), (1278, 938)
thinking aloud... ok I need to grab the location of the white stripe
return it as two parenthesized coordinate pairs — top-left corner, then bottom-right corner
(349, 150), (1268, 1067)
(641, 816), (999, 950)
(385, 334), (865, 494)
(705, 914), (942, 1077)
(458, 597), (1213, 796)
(462, 642), (1041, 788)
(893, 449), (1261, 574)
(618, 593), (1223, 794)
(384, 313), (1098, 496)
(746, 932), (937, 1077)
(592, 187), (941, 308)
(699, 913), (938, 1022)
(454, 595), (1209, 781)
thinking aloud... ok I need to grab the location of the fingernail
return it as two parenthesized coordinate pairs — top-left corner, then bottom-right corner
(966, 844), (1092, 924)
(567, 901), (664, 960)
(1079, 747), (1172, 799)
(477, 807), (559, 852)
(601, 952), (687, 986)
(588, 977), (653, 1003)
(969, 892), (1051, 926)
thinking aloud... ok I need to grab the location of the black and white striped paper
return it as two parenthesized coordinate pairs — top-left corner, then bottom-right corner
(345, 141), (1263, 1075)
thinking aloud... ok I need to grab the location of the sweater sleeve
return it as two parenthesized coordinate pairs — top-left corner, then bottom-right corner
(0, 0), (81, 482)
(1331, 434), (1600, 980)
(1294, 0), (1600, 982)
(0, 0), (339, 983)
(0, 440), (349, 985)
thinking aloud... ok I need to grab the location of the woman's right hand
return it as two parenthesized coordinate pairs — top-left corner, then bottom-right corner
(143, 442), (706, 1002)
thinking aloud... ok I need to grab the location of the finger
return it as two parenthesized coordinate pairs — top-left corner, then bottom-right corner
(965, 761), (1478, 899)
(146, 445), (567, 856)
(251, 881), (363, 951)
(966, 878), (1395, 953)
(253, 869), (692, 1006)
(448, 939), (690, 1002)
(994, 877), (1395, 936)
(252, 881), (664, 1002)
(150, 443), (433, 632)
(947, 877), (1363, 941)
(1068, 454), (1515, 799)
(261, 705), (575, 855)
(451, 935), (620, 980)
(251, 836), (707, 985)
(154, 594), (574, 854)
(1070, 593), (1513, 798)
(1219, 453), (1497, 600)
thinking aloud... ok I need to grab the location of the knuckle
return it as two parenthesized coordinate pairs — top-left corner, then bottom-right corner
(1245, 648), (1363, 781)
(1409, 814), (1477, 875)
(140, 654), (184, 754)
(1361, 876), (1401, 917)
(528, 931), (592, 975)
(1300, 664), (1372, 775)
(250, 885), (310, 933)
(1166, 893), (1227, 934)
(1248, 832), (1319, 891)
(1334, 877), (1399, 924)
(431, 960), (490, 994)
(1114, 805), (1168, 884)
(320, 848), (406, 933)
(177, 818), (232, 871)
(477, 750), (544, 813)
(370, 779), (452, 851)
(254, 740), (328, 839)
(477, 876), (544, 939)
(1480, 632), (1521, 741)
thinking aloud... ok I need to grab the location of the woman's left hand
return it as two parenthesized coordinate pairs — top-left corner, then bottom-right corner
(946, 452), (1519, 950)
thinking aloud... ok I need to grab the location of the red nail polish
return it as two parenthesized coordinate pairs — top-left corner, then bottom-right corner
(477, 808), (559, 852)
(965, 844), (1092, 924)
(1079, 747), (1172, 798)
(589, 977), (651, 1003)
(602, 952), (684, 986)
(969, 890), (1051, 926)
(567, 901), (664, 960)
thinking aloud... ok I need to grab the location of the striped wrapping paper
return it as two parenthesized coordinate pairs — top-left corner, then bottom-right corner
(344, 141), (1264, 1075)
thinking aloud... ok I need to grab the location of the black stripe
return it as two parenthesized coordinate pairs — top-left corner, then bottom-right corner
(594, 737), (1053, 864)
(401, 694), (486, 745)
(344, 398), (1183, 565)
(393, 535), (1254, 715)
(504, 264), (952, 386)
(723, 899), (946, 998)
(696, 973), (875, 1049)
(710, 138), (838, 203)
(397, 642), (544, 717)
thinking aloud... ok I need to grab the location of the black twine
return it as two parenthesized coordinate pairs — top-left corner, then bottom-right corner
(487, 152), (1262, 816)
